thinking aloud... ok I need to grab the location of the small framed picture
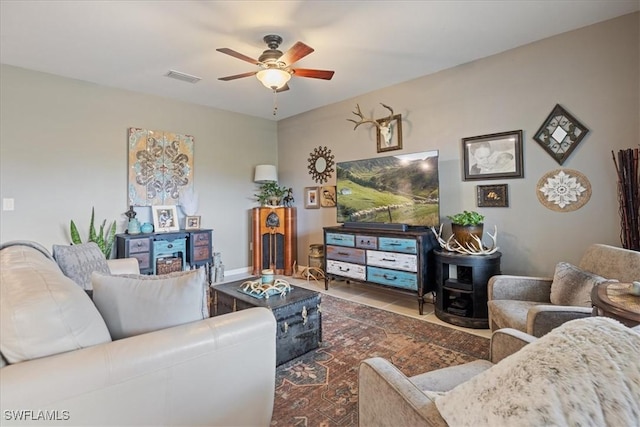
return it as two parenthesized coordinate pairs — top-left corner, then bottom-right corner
(185, 215), (201, 230)
(320, 185), (337, 207)
(376, 114), (403, 153)
(304, 187), (320, 209)
(477, 184), (509, 207)
(462, 130), (523, 181)
(152, 205), (180, 232)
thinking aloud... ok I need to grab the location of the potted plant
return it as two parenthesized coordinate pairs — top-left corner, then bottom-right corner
(255, 182), (288, 206)
(447, 210), (485, 251)
(70, 207), (117, 258)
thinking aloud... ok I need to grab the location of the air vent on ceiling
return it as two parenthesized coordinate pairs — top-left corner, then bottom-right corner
(165, 70), (202, 84)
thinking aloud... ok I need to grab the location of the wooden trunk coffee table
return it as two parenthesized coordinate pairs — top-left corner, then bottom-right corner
(591, 282), (640, 327)
(211, 278), (322, 365)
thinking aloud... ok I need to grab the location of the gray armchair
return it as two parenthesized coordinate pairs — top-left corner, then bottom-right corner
(487, 243), (640, 337)
(358, 328), (535, 427)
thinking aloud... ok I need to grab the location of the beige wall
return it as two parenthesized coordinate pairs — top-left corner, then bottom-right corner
(0, 65), (278, 272)
(278, 13), (639, 276)
(1, 13), (638, 277)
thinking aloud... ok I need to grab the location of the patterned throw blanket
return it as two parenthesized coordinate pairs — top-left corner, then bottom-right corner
(436, 317), (640, 426)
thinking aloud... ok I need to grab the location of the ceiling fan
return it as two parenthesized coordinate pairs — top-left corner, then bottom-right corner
(217, 35), (335, 92)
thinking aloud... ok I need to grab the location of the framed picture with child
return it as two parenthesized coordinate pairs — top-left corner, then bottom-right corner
(462, 130), (524, 181)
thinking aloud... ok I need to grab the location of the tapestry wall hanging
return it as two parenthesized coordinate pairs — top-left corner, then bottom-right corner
(128, 128), (194, 206)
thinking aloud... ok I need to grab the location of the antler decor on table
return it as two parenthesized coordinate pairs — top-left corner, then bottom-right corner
(241, 278), (292, 299)
(431, 224), (500, 255)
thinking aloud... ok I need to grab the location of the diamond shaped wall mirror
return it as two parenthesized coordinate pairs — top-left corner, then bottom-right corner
(533, 104), (589, 165)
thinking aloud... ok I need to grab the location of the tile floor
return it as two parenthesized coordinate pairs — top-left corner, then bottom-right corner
(216, 273), (492, 339)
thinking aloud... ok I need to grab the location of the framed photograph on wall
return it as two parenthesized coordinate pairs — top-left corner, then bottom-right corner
(320, 186), (337, 207)
(477, 184), (509, 207)
(304, 187), (320, 209)
(152, 205), (180, 232)
(463, 130), (523, 181)
(185, 215), (201, 230)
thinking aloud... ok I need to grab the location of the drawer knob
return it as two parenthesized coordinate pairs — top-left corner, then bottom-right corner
(383, 274), (397, 281)
(168, 244), (173, 248)
(339, 266), (350, 272)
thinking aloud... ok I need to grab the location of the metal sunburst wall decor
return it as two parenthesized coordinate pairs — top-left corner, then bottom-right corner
(307, 146), (335, 184)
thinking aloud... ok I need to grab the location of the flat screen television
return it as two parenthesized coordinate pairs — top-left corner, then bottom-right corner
(336, 150), (439, 228)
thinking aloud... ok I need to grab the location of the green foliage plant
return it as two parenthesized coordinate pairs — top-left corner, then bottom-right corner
(255, 182), (288, 205)
(70, 207), (117, 258)
(447, 210), (484, 226)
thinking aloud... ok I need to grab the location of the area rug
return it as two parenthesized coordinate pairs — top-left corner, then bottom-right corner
(270, 294), (490, 426)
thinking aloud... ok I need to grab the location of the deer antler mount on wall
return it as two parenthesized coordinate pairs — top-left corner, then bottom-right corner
(347, 103), (403, 153)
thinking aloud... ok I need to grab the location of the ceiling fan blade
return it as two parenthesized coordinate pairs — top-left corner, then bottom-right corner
(216, 48), (260, 65)
(218, 70), (258, 81)
(276, 84), (290, 93)
(292, 68), (335, 80)
(278, 42), (314, 66)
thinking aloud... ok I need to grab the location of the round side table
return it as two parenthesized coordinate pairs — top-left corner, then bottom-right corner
(591, 282), (640, 327)
(433, 250), (501, 329)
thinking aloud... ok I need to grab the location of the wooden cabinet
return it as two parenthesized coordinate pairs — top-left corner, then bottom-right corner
(434, 249), (501, 329)
(323, 226), (438, 314)
(251, 207), (297, 276)
(116, 229), (213, 275)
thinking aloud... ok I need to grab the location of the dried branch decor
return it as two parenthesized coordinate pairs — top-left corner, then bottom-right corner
(612, 148), (639, 250)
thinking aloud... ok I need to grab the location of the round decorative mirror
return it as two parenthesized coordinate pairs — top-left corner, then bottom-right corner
(307, 146), (335, 184)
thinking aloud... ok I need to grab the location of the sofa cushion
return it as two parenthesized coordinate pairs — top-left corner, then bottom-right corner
(550, 262), (613, 307)
(0, 244), (112, 364)
(53, 242), (110, 291)
(91, 268), (209, 340)
(435, 317), (640, 426)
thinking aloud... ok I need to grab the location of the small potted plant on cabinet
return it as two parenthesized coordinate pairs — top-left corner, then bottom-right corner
(255, 182), (288, 206)
(447, 210), (485, 250)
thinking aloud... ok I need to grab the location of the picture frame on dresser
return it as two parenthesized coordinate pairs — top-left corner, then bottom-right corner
(152, 205), (179, 232)
(185, 215), (201, 230)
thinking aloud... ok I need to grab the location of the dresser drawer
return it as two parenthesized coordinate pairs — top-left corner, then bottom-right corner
(325, 232), (355, 247)
(367, 266), (418, 291)
(127, 238), (151, 254)
(192, 232), (210, 247)
(192, 245), (211, 262)
(378, 237), (417, 254)
(326, 260), (366, 281)
(153, 238), (187, 254)
(326, 245), (365, 264)
(367, 250), (417, 272)
(130, 252), (150, 270)
(355, 235), (377, 249)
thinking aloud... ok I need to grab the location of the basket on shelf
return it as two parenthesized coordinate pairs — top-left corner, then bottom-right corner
(157, 257), (182, 275)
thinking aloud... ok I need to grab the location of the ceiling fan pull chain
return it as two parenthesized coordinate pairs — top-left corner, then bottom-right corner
(272, 89), (278, 116)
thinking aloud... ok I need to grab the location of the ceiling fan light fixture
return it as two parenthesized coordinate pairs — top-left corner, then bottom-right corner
(256, 68), (291, 90)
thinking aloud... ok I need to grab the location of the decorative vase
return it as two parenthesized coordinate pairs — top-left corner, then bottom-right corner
(127, 218), (141, 235)
(140, 222), (154, 233)
(451, 223), (484, 251)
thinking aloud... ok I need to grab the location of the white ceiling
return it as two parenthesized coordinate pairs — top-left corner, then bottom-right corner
(1, 1), (638, 121)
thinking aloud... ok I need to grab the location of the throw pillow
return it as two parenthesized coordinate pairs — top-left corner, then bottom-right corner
(53, 242), (110, 291)
(91, 268), (209, 340)
(550, 262), (614, 307)
(0, 244), (111, 364)
(435, 317), (640, 426)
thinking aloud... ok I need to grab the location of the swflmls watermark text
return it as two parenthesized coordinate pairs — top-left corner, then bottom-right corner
(4, 410), (70, 421)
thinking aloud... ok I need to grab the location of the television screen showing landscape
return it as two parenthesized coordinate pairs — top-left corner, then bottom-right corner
(336, 150), (439, 227)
